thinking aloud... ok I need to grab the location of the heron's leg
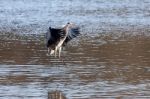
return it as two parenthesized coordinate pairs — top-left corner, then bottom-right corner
(54, 47), (58, 57)
(59, 47), (65, 64)
(58, 46), (62, 58)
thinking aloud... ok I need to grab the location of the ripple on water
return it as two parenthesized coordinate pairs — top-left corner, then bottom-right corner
(0, 24), (150, 99)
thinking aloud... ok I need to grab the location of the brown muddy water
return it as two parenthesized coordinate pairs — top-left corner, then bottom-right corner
(0, 33), (150, 99)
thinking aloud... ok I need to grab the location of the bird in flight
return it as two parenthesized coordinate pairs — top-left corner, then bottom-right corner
(46, 22), (80, 57)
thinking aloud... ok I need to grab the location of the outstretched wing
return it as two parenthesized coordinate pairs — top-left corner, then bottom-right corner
(46, 27), (63, 48)
(64, 24), (80, 44)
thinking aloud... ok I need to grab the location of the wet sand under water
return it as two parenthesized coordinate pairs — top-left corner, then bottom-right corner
(0, 34), (150, 99)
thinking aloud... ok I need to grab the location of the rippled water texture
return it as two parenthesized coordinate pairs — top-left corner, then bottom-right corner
(0, 0), (150, 99)
(1, 0), (150, 35)
(0, 36), (150, 99)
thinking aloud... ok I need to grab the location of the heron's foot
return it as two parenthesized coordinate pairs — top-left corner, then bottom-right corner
(46, 53), (51, 56)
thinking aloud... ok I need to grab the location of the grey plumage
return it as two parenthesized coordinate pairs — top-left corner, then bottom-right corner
(46, 22), (80, 57)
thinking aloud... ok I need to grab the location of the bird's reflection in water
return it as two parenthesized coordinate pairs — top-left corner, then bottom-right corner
(48, 90), (66, 99)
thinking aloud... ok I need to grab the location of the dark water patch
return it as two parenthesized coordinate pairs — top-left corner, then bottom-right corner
(0, 32), (45, 41)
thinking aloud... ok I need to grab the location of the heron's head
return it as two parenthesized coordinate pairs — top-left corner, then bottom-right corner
(66, 22), (75, 27)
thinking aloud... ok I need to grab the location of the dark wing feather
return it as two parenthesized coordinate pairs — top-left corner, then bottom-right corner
(46, 27), (63, 48)
(64, 24), (80, 44)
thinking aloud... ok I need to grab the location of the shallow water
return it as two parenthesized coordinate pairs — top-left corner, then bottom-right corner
(0, 0), (150, 99)
(0, 36), (150, 99)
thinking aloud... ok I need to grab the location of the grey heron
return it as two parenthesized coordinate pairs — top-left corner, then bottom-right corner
(46, 22), (80, 57)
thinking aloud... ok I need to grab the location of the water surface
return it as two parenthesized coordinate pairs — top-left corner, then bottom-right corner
(0, 36), (150, 99)
(0, 0), (150, 99)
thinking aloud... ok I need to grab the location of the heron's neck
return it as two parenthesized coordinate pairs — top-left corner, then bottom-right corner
(66, 26), (69, 35)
